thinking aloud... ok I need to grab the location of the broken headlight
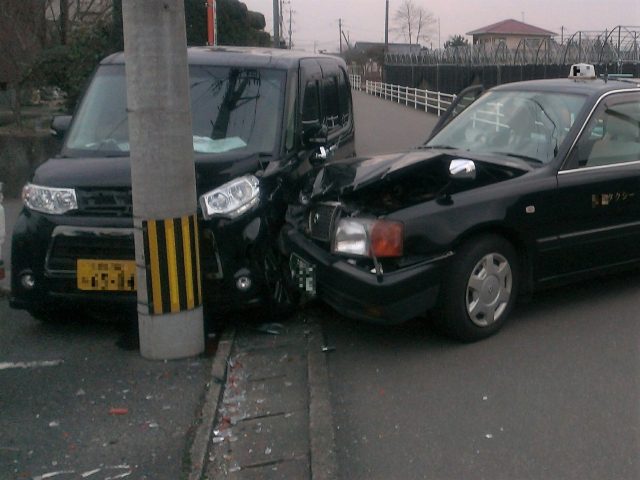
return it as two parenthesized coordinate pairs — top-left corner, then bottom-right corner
(332, 218), (403, 258)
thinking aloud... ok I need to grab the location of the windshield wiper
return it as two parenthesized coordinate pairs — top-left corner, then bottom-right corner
(493, 151), (543, 163)
(419, 144), (457, 150)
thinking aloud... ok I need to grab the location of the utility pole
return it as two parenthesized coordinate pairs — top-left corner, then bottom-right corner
(121, 0), (204, 360)
(206, 0), (217, 46)
(384, 0), (389, 49)
(273, 0), (280, 47)
(384, 0), (389, 82)
(288, 3), (293, 49)
(60, 0), (68, 45)
(339, 18), (343, 54)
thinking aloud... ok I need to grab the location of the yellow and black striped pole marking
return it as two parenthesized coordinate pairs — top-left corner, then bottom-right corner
(142, 215), (202, 315)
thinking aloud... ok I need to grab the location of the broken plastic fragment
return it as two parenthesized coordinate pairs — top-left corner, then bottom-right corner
(265, 447), (272, 455)
(109, 408), (129, 415)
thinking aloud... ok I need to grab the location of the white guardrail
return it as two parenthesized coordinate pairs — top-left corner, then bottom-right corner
(348, 74), (455, 117)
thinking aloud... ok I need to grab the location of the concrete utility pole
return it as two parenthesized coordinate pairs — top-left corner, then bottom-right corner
(339, 18), (343, 54)
(121, 0), (204, 360)
(385, 0), (389, 49)
(273, 0), (280, 47)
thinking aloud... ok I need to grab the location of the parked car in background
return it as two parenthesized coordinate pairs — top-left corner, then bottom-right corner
(10, 46), (355, 321)
(0, 182), (5, 282)
(283, 64), (640, 342)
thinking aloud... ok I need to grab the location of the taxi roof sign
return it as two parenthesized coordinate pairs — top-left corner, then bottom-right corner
(569, 63), (596, 79)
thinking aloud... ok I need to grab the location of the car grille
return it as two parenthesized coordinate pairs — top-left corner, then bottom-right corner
(76, 188), (133, 217)
(46, 229), (135, 272)
(308, 202), (341, 242)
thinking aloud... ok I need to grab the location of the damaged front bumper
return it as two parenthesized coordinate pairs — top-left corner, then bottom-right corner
(282, 227), (450, 324)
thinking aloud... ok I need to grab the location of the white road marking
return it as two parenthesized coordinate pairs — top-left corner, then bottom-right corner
(0, 360), (63, 370)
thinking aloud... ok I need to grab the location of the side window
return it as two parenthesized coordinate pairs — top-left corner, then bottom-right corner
(338, 70), (351, 126)
(302, 81), (320, 126)
(576, 98), (640, 168)
(321, 76), (340, 130)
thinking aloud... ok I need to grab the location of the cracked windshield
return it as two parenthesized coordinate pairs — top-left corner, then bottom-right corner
(65, 65), (285, 156)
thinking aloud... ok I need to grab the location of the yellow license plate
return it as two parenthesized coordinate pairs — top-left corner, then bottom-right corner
(77, 259), (137, 292)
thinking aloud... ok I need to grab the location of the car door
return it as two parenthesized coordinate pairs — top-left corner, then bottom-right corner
(317, 59), (355, 160)
(537, 91), (640, 281)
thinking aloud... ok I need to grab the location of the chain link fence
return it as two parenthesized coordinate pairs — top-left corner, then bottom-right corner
(384, 26), (640, 94)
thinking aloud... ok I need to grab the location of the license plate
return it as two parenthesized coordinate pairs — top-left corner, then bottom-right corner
(290, 253), (316, 296)
(77, 259), (137, 292)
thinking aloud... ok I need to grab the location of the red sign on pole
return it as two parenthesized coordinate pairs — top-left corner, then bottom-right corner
(207, 1), (216, 46)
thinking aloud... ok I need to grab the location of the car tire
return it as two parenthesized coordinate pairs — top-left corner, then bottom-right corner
(438, 234), (519, 342)
(263, 248), (299, 319)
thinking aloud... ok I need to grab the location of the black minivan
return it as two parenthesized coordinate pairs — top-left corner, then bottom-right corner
(10, 46), (355, 320)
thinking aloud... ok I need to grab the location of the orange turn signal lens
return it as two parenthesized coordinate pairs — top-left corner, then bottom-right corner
(370, 221), (404, 257)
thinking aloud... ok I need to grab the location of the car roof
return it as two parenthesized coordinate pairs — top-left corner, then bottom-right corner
(492, 77), (640, 97)
(101, 46), (346, 70)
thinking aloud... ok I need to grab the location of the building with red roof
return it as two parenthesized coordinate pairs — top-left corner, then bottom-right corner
(467, 19), (556, 50)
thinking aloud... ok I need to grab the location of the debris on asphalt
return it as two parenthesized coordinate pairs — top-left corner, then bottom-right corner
(33, 470), (75, 479)
(108, 407), (129, 415)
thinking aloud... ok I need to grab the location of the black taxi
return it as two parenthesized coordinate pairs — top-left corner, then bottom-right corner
(283, 64), (640, 342)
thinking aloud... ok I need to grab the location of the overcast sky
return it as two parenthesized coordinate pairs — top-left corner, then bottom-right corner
(238, 0), (639, 51)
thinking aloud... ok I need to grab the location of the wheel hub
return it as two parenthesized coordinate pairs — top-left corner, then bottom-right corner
(466, 252), (512, 328)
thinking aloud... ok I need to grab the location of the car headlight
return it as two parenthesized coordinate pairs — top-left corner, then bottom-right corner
(22, 183), (78, 215)
(199, 175), (260, 220)
(332, 218), (404, 258)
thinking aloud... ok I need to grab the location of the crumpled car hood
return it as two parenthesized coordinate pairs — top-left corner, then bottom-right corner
(309, 148), (532, 199)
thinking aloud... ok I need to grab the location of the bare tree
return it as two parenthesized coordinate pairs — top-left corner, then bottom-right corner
(392, 0), (435, 46)
(0, 0), (47, 126)
(45, 0), (112, 43)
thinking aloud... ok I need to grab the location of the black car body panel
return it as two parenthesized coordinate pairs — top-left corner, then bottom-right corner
(10, 47), (355, 317)
(283, 73), (640, 339)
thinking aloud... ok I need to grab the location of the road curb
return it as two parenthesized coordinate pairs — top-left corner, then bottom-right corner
(188, 327), (236, 480)
(308, 320), (338, 480)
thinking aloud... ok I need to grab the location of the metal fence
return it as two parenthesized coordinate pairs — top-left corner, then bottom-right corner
(348, 74), (362, 90)
(364, 80), (455, 116)
(385, 26), (640, 67)
(348, 74), (455, 116)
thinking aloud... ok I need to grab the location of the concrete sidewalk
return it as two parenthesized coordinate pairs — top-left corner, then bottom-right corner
(193, 312), (336, 480)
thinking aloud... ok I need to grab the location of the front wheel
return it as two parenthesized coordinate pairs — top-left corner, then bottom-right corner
(438, 235), (519, 342)
(263, 248), (299, 320)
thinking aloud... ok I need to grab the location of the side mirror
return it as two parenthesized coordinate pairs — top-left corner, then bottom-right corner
(50, 115), (72, 140)
(449, 159), (476, 181)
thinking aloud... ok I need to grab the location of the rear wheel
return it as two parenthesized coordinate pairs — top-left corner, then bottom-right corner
(438, 235), (519, 342)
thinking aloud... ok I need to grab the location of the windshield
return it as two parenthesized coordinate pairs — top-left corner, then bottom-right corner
(65, 65), (286, 156)
(426, 90), (587, 164)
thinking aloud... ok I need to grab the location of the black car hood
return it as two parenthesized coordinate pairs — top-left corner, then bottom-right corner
(310, 147), (532, 198)
(31, 153), (267, 196)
